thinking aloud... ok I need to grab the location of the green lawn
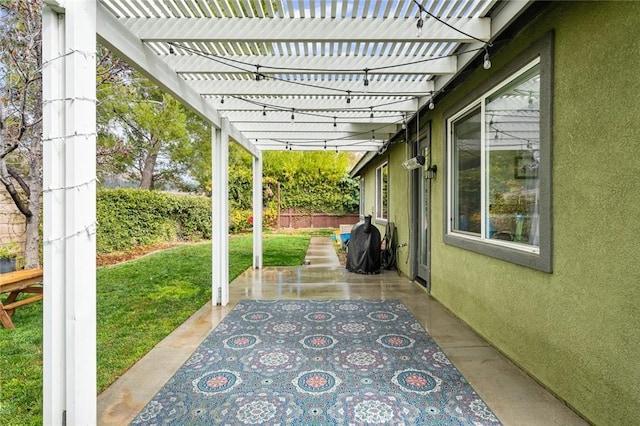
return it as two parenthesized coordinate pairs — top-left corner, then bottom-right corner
(0, 234), (310, 425)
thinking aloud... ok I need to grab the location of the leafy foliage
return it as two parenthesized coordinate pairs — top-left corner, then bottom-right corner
(96, 189), (211, 253)
(228, 149), (360, 215)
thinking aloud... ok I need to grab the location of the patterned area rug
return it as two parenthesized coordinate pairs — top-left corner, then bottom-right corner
(131, 300), (500, 425)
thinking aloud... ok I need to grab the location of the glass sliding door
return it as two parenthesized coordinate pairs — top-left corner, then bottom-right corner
(416, 128), (432, 287)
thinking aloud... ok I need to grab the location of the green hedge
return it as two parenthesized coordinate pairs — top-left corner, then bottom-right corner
(97, 189), (211, 253)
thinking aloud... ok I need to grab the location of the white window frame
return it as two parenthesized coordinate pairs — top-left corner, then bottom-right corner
(375, 162), (388, 223)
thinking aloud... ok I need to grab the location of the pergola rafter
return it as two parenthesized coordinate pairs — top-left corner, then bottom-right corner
(92, 0), (525, 152)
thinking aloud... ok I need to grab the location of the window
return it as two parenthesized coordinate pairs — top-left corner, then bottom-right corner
(375, 163), (388, 222)
(444, 33), (553, 273)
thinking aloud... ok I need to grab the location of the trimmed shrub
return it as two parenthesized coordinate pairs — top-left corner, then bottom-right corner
(97, 189), (211, 253)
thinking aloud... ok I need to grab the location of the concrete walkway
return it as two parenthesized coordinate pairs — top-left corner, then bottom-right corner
(97, 237), (586, 426)
(304, 236), (342, 268)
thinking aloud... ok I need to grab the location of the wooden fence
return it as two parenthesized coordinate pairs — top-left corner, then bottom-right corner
(278, 209), (360, 229)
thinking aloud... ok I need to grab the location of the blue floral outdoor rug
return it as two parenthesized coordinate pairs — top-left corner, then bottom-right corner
(131, 299), (500, 425)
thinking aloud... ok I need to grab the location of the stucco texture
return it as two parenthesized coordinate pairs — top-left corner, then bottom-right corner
(424, 2), (640, 424)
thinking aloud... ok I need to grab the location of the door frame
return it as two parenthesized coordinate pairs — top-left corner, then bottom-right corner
(410, 122), (432, 290)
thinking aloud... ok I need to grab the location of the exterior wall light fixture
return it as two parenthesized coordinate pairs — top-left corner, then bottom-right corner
(402, 155), (425, 170)
(425, 165), (437, 179)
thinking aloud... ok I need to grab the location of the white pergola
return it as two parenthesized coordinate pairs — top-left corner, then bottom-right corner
(39, 0), (532, 423)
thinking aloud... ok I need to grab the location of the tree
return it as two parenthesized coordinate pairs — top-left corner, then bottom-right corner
(97, 70), (190, 190)
(0, 0), (43, 268)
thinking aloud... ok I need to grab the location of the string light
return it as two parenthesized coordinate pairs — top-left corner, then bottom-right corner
(483, 48), (492, 70)
(346, 90), (351, 105)
(221, 96), (224, 104)
(175, 41), (490, 97)
(402, 114), (407, 129)
(42, 132), (97, 143)
(41, 49), (95, 72)
(416, 14), (424, 37)
(428, 98), (435, 110)
(169, 45), (175, 54)
(363, 69), (370, 93)
(333, 117), (337, 127)
(44, 222), (97, 246)
(255, 65), (262, 82)
(42, 97), (96, 105)
(324, 140), (327, 150)
(369, 107), (374, 122)
(263, 106), (267, 116)
(44, 178), (97, 193)
(290, 108), (295, 122)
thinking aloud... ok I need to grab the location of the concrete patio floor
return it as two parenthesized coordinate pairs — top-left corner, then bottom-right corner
(97, 237), (587, 425)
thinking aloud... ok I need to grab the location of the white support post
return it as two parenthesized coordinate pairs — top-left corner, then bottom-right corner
(42, 1), (97, 425)
(211, 123), (229, 306)
(252, 153), (263, 269)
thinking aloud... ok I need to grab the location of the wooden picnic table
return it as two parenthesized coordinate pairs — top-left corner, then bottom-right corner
(0, 268), (43, 329)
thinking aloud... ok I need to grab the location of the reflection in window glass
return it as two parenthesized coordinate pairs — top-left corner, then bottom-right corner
(486, 65), (540, 247)
(376, 163), (388, 221)
(447, 60), (542, 252)
(452, 107), (481, 234)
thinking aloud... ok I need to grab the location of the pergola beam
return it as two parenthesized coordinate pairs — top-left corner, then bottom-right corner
(123, 17), (491, 43)
(235, 122), (399, 133)
(209, 97), (419, 112)
(222, 110), (409, 123)
(255, 143), (383, 151)
(165, 55), (457, 75)
(188, 79), (435, 96)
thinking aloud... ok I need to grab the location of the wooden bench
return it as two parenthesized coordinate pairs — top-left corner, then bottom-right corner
(0, 268), (43, 329)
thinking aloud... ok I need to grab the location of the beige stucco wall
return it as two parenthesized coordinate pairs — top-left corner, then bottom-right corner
(0, 189), (26, 248)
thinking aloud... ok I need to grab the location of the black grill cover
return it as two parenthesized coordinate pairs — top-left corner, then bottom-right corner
(346, 215), (381, 274)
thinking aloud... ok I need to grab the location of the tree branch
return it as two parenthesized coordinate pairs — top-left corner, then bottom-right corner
(0, 173), (32, 218)
(7, 166), (30, 196)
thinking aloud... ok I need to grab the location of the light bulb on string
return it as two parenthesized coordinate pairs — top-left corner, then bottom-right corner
(169, 45), (175, 55)
(428, 98), (435, 110)
(263, 106), (267, 116)
(335, 146), (338, 154)
(363, 69), (370, 93)
(371, 130), (375, 141)
(333, 117), (337, 128)
(346, 90), (351, 107)
(483, 48), (492, 70)
(255, 65), (262, 82)
(402, 114), (407, 130)
(290, 108), (295, 123)
(369, 107), (374, 123)
(416, 15), (424, 38)
(220, 96), (224, 104)
(324, 140), (327, 150)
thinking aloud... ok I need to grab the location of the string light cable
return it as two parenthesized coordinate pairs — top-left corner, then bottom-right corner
(226, 94), (427, 121)
(411, 0), (493, 67)
(43, 221), (98, 246)
(167, 41), (488, 94)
